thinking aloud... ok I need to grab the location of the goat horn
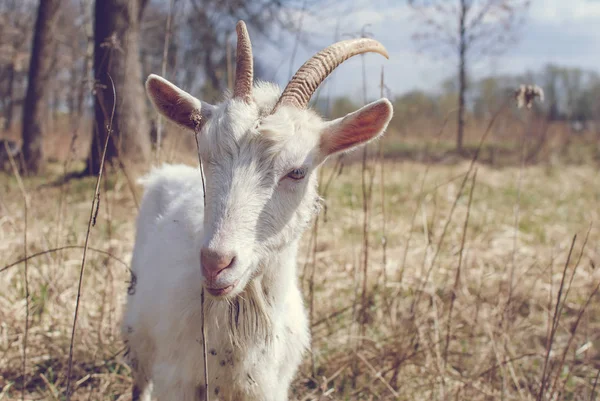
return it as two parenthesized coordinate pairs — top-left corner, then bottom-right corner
(272, 38), (388, 113)
(233, 21), (254, 102)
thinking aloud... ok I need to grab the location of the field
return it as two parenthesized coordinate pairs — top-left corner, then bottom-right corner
(1, 127), (600, 400)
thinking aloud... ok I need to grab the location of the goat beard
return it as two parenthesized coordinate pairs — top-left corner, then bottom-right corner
(218, 280), (273, 349)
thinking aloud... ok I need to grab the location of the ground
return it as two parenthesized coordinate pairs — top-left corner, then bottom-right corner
(1, 136), (600, 400)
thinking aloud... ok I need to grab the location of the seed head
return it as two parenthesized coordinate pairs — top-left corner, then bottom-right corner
(514, 84), (544, 109)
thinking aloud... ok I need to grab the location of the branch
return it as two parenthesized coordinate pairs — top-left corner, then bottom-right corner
(466, 0), (498, 31)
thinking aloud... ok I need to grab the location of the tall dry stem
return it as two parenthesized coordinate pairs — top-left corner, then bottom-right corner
(411, 94), (513, 312)
(308, 212), (320, 378)
(378, 66), (388, 296)
(65, 75), (117, 401)
(537, 235), (577, 401)
(398, 111), (453, 285)
(552, 279), (600, 400)
(547, 225), (594, 400)
(358, 23), (374, 345)
(506, 104), (532, 310)
(155, 0), (177, 162)
(5, 140), (29, 401)
(2, 245), (130, 274)
(443, 168), (477, 368)
(194, 130), (210, 401)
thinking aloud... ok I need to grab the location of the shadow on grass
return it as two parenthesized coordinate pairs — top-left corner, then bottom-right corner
(0, 347), (128, 397)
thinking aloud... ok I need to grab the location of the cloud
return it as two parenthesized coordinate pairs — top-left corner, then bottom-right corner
(488, 0), (600, 77)
(531, 0), (600, 23)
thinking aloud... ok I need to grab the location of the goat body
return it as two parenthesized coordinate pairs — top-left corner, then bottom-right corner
(122, 21), (393, 401)
(123, 160), (309, 401)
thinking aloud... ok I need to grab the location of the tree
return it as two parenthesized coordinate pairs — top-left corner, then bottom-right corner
(330, 97), (359, 119)
(0, 1), (35, 132)
(393, 90), (438, 121)
(135, 0), (302, 148)
(473, 76), (502, 119)
(169, 0), (300, 99)
(409, 0), (530, 152)
(21, 0), (62, 173)
(87, 0), (151, 175)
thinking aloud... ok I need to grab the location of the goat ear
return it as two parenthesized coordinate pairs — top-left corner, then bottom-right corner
(319, 99), (393, 157)
(145, 74), (213, 131)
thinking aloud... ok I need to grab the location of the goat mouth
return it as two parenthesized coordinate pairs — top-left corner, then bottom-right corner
(205, 281), (238, 297)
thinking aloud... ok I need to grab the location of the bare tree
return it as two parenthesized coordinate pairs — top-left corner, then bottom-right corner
(136, 0), (303, 148)
(21, 0), (62, 173)
(86, 0), (151, 175)
(166, 0), (301, 99)
(409, 0), (530, 152)
(0, 1), (36, 133)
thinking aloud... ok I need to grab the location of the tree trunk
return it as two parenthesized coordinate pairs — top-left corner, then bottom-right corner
(457, 0), (468, 153)
(50, 82), (60, 132)
(76, 0), (94, 121)
(4, 61), (15, 131)
(21, 0), (62, 174)
(87, 0), (150, 175)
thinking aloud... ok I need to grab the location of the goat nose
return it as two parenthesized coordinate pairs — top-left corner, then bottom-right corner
(200, 249), (235, 279)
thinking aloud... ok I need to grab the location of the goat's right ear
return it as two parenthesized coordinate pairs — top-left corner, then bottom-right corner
(318, 99), (393, 158)
(145, 74), (212, 131)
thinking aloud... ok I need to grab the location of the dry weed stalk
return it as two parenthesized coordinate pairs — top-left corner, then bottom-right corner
(398, 109), (454, 286)
(154, 0), (177, 163)
(308, 204), (320, 379)
(443, 168), (477, 367)
(551, 279), (600, 400)
(304, 158), (345, 383)
(377, 67), (391, 318)
(411, 86), (538, 312)
(506, 87), (545, 311)
(98, 163), (115, 347)
(65, 75), (117, 401)
(194, 131), (210, 401)
(1, 245), (130, 274)
(507, 115), (528, 307)
(4, 139), (29, 401)
(545, 225), (594, 400)
(357, 25), (375, 371)
(537, 235), (577, 400)
(590, 369), (600, 400)
(355, 351), (399, 398)
(359, 142), (375, 340)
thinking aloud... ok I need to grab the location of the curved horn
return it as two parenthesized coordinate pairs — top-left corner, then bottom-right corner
(233, 20), (254, 102)
(272, 38), (388, 113)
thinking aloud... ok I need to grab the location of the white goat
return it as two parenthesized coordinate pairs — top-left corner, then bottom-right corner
(121, 21), (393, 401)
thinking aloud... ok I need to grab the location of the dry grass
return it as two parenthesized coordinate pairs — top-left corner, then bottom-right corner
(1, 125), (600, 400)
(385, 113), (600, 167)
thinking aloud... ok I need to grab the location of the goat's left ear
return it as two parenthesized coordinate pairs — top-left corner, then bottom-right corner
(318, 99), (393, 158)
(146, 74), (214, 132)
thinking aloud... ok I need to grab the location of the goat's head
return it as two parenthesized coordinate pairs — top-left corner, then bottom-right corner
(145, 21), (393, 299)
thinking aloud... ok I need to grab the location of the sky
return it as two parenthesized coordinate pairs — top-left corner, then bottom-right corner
(257, 0), (600, 100)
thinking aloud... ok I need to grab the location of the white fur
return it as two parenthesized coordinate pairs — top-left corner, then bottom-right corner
(122, 80), (392, 401)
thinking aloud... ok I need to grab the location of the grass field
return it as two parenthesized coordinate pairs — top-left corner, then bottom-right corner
(1, 129), (600, 400)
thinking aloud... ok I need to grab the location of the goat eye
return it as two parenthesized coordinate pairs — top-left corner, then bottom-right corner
(286, 168), (306, 180)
